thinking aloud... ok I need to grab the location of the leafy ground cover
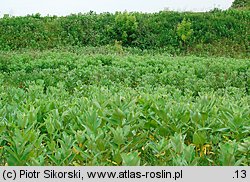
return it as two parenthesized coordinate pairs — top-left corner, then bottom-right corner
(0, 49), (249, 166)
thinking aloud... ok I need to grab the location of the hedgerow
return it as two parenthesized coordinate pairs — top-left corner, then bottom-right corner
(0, 10), (249, 57)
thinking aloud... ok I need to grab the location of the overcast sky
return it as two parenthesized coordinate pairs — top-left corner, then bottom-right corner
(0, 0), (234, 17)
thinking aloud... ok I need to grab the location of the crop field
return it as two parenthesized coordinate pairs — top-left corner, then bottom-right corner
(0, 49), (249, 166)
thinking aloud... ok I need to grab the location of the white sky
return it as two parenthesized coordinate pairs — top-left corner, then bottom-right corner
(0, 0), (234, 17)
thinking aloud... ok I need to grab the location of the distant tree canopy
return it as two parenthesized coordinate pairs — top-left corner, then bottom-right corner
(231, 0), (250, 9)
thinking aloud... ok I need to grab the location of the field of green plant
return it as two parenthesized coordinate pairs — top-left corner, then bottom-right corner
(0, 49), (249, 166)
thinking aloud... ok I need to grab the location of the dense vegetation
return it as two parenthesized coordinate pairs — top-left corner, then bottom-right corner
(0, 49), (249, 166)
(231, 0), (250, 9)
(0, 2), (249, 166)
(0, 9), (249, 57)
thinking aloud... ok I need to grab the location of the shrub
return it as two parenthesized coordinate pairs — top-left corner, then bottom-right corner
(177, 18), (193, 49)
(114, 12), (138, 46)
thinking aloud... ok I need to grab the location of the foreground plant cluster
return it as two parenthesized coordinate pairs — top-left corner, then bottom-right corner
(0, 50), (249, 166)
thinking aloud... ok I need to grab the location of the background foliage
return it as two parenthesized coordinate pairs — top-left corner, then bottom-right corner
(0, 9), (249, 57)
(231, 0), (250, 9)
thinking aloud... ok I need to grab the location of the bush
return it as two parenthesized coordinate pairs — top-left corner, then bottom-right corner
(231, 0), (250, 9)
(177, 18), (193, 49)
(113, 12), (138, 46)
